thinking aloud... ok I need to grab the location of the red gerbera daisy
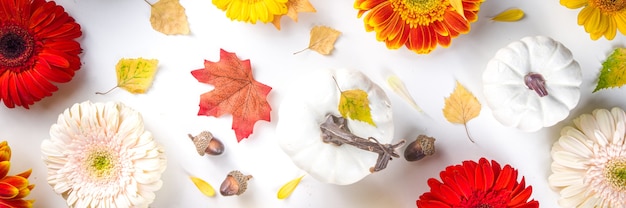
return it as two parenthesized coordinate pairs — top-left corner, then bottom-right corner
(354, 0), (484, 54)
(0, 0), (82, 109)
(417, 158), (539, 208)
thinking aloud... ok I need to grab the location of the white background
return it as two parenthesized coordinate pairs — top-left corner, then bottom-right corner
(1, 0), (624, 207)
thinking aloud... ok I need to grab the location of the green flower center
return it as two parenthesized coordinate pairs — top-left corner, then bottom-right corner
(0, 24), (34, 68)
(392, 0), (448, 27)
(87, 151), (116, 179)
(592, 0), (626, 13)
(605, 158), (626, 190)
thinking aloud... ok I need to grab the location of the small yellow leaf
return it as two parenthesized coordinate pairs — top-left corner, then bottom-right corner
(443, 81), (481, 142)
(449, 0), (465, 19)
(294, 26), (341, 55)
(272, 0), (316, 30)
(491, 8), (525, 22)
(339, 89), (376, 126)
(150, 0), (190, 35)
(386, 75), (423, 113)
(190, 176), (216, 197)
(277, 175), (305, 199)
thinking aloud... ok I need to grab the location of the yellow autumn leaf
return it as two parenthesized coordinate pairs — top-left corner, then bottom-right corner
(339, 89), (376, 126)
(272, 0), (316, 30)
(294, 26), (341, 55)
(96, 58), (159, 95)
(386, 75), (423, 113)
(277, 175), (305, 199)
(190, 176), (216, 197)
(443, 81), (481, 143)
(594, 48), (626, 92)
(449, 0), (465, 19)
(149, 0), (190, 35)
(491, 8), (525, 22)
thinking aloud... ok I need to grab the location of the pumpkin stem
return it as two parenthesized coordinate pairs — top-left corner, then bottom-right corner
(524, 72), (548, 97)
(319, 114), (406, 172)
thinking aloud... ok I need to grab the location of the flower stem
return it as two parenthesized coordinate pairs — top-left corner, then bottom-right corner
(95, 86), (118, 95)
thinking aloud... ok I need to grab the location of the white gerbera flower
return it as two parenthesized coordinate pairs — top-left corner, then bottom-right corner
(549, 107), (626, 208)
(41, 101), (167, 208)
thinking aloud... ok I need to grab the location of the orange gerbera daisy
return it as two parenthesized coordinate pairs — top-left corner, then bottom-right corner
(0, 141), (35, 208)
(0, 0), (82, 109)
(355, 0), (484, 54)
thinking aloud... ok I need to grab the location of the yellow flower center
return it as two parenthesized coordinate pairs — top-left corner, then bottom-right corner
(605, 158), (626, 190)
(391, 0), (449, 27)
(591, 0), (626, 13)
(87, 151), (116, 179)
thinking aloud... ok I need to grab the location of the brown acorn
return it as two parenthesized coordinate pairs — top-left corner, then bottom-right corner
(220, 170), (253, 196)
(404, 135), (436, 161)
(188, 131), (224, 156)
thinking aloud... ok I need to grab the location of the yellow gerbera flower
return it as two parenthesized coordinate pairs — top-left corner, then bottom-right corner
(213, 0), (288, 24)
(355, 0), (484, 54)
(561, 0), (626, 40)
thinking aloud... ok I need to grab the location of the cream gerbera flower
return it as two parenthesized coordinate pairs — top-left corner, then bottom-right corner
(549, 107), (626, 207)
(212, 0), (288, 24)
(41, 101), (167, 208)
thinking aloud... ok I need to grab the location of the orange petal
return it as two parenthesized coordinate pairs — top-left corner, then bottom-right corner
(354, 0), (386, 11)
(0, 161), (9, 179)
(432, 21), (449, 36)
(0, 199), (33, 208)
(0, 176), (29, 191)
(386, 23), (409, 49)
(378, 13), (401, 41)
(365, 3), (393, 27)
(0, 183), (18, 199)
(437, 33), (452, 47)
(444, 12), (470, 35)
(15, 169), (31, 179)
(0, 142), (10, 162)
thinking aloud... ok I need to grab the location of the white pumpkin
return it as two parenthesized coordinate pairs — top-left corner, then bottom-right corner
(483, 36), (582, 132)
(276, 68), (394, 185)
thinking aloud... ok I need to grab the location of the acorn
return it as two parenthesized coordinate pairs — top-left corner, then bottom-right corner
(188, 131), (224, 156)
(220, 170), (253, 196)
(404, 135), (436, 161)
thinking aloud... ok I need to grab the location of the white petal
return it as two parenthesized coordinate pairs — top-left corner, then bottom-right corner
(553, 151), (587, 169)
(558, 135), (593, 158)
(593, 108), (615, 142)
(549, 171), (584, 186)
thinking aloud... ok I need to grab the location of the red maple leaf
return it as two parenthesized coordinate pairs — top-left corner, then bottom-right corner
(191, 49), (272, 142)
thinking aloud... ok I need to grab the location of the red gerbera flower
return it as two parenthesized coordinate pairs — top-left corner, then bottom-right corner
(417, 158), (539, 208)
(354, 0), (484, 54)
(0, 0), (82, 109)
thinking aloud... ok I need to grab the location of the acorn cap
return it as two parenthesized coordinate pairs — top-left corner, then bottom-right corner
(189, 131), (214, 156)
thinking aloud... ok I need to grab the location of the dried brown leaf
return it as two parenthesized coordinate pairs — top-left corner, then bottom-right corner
(150, 0), (190, 35)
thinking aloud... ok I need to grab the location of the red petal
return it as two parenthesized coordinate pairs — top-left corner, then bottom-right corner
(365, 3), (393, 28)
(0, 73), (15, 108)
(509, 185), (533, 206)
(439, 184), (461, 205)
(38, 51), (69, 68)
(35, 56), (73, 83)
(493, 165), (513, 190)
(417, 200), (452, 208)
(29, 0), (56, 29)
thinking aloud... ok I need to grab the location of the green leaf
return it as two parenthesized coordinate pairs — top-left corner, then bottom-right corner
(338, 89), (376, 126)
(594, 48), (626, 92)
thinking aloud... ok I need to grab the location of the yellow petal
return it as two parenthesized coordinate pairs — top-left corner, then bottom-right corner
(605, 17), (617, 40)
(277, 175), (305, 199)
(615, 13), (626, 35)
(491, 8), (525, 22)
(190, 176), (215, 197)
(386, 75), (423, 112)
(449, 0), (465, 19)
(560, 0), (588, 9)
(578, 6), (593, 25)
